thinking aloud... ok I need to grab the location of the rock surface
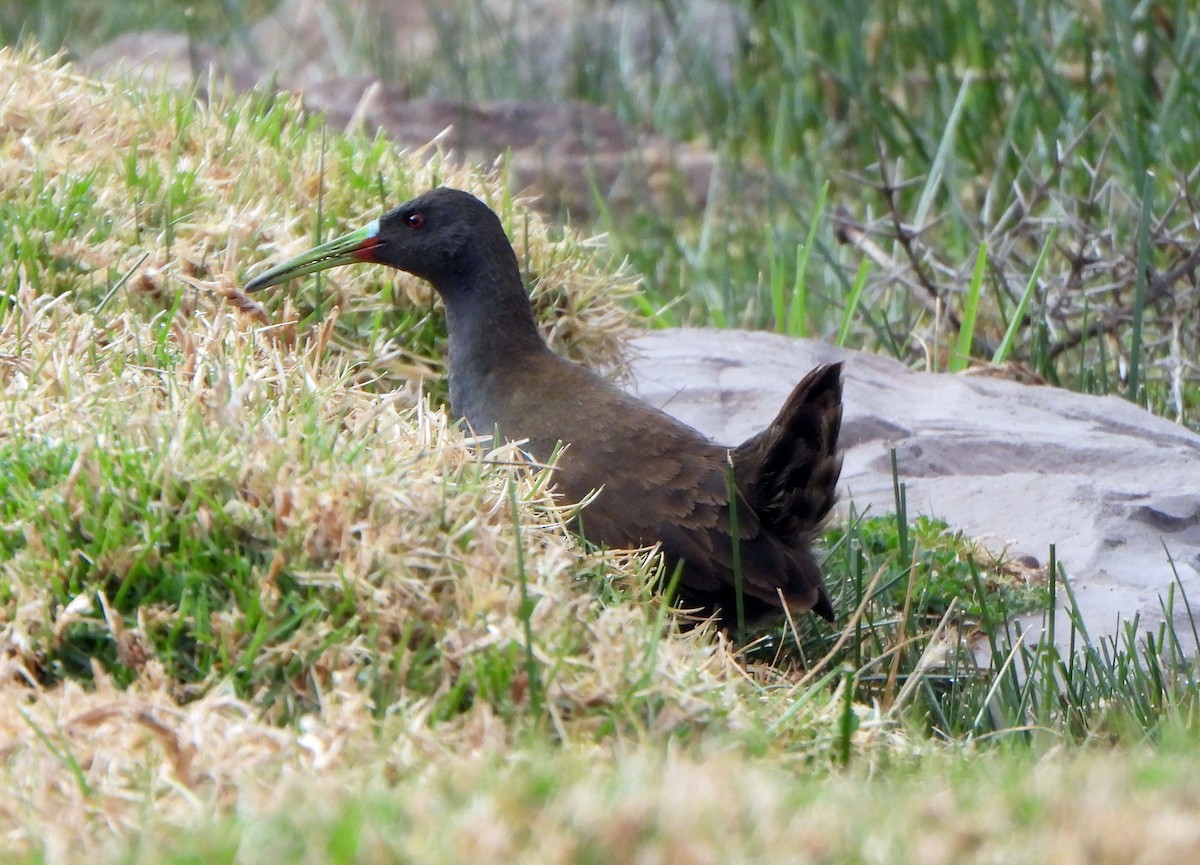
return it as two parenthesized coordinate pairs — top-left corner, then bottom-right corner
(627, 328), (1200, 648)
(296, 83), (718, 214)
(250, 0), (745, 95)
(79, 0), (743, 215)
(77, 30), (266, 94)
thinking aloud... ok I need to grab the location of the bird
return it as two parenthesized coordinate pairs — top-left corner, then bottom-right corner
(246, 188), (843, 626)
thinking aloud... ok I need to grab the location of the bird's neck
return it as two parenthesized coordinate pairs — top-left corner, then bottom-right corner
(441, 271), (549, 434)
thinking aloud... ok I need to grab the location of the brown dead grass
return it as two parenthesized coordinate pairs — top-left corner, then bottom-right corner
(19, 722), (1199, 865)
(0, 46), (881, 860)
(6, 44), (1195, 865)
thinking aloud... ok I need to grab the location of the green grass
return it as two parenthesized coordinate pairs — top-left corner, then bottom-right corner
(2, 2), (1200, 861)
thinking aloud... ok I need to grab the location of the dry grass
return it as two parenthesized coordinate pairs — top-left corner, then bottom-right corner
(17, 726), (1200, 865)
(0, 46), (887, 860)
(4, 44), (1199, 865)
(0, 45), (636, 379)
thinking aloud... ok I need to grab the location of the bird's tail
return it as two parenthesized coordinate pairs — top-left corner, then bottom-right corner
(731, 362), (844, 544)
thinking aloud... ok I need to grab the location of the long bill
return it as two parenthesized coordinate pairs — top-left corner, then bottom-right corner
(244, 220), (381, 292)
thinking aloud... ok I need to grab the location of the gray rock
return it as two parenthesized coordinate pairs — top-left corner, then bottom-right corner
(77, 30), (265, 94)
(296, 83), (719, 214)
(626, 328), (1200, 648)
(80, 27), (727, 216)
(250, 0), (745, 96)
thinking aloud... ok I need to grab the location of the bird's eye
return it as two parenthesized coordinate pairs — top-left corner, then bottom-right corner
(405, 213), (425, 229)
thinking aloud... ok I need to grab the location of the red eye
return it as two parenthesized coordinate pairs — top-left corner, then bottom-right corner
(405, 213), (425, 229)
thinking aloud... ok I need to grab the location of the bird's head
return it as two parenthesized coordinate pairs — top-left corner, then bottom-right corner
(244, 188), (517, 296)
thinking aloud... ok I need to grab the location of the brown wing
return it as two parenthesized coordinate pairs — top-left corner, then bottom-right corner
(531, 366), (836, 623)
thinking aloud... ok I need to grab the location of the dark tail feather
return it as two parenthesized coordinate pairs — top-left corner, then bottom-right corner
(732, 362), (844, 542)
